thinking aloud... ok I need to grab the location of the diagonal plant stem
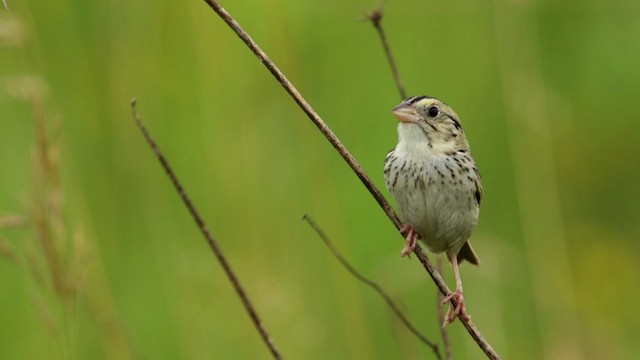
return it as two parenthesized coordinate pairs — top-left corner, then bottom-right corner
(366, 7), (454, 357)
(366, 7), (407, 99)
(130, 99), (282, 360)
(303, 214), (442, 359)
(436, 257), (452, 360)
(201, 1), (500, 358)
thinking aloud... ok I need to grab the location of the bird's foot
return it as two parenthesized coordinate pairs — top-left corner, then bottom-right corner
(441, 290), (469, 326)
(399, 224), (419, 257)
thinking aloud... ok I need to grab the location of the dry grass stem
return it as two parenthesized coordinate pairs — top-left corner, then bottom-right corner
(366, 6), (407, 99)
(303, 214), (442, 359)
(366, 7), (454, 357)
(436, 257), (452, 360)
(201, 1), (500, 358)
(130, 99), (282, 360)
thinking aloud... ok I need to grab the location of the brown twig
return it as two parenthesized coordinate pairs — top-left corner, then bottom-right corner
(201, 1), (500, 359)
(366, 6), (407, 99)
(368, 7), (452, 357)
(303, 214), (442, 359)
(130, 99), (282, 360)
(436, 257), (452, 360)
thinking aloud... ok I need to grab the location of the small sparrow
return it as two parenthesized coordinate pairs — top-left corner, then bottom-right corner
(384, 96), (482, 325)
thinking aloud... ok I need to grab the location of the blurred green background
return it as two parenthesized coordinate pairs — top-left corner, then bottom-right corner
(1, 0), (639, 359)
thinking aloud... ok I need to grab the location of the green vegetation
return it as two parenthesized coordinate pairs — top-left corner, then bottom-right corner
(1, 1), (638, 359)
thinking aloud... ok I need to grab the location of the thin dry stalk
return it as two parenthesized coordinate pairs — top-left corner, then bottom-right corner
(366, 7), (407, 99)
(303, 214), (442, 359)
(366, 8), (453, 357)
(201, 1), (500, 358)
(436, 257), (452, 360)
(130, 99), (282, 360)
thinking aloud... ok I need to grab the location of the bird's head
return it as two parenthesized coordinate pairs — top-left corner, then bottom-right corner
(392, 96), (469, 152)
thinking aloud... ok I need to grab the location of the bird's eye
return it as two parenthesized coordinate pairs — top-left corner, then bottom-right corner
(427, 106), (439, 118)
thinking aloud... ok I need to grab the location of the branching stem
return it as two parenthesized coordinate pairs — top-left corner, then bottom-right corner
(201, 1), (500, 358)
(303, 214), (442, 359)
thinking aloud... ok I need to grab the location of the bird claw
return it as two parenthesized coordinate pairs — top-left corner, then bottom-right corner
(399, 224), (412, 237)
(441, 290), (469, 326)
(399, 224), (419, 257)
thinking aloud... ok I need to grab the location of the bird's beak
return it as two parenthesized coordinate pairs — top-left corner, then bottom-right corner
(392, 103), (420, 123)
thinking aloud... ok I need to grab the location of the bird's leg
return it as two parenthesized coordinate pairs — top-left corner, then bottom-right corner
(441, 253), (470, 326)
(399, 224), (419, 257)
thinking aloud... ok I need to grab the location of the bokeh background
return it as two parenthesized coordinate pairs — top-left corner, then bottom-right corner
(1, 0), (639, 359)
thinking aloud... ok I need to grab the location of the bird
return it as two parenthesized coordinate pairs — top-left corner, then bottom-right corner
(383, 95), (483, 325)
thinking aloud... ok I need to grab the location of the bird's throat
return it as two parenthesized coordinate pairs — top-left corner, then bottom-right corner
(397, 122), (432, 150)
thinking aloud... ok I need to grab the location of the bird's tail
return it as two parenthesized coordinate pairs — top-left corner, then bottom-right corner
(457, 242), (479, 266)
